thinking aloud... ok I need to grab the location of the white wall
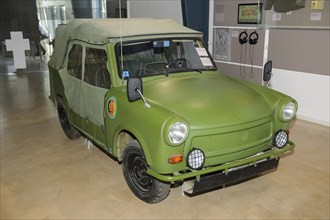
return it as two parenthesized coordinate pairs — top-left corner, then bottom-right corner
(271, 69), (330, 127)
(127, 0), (183, 24)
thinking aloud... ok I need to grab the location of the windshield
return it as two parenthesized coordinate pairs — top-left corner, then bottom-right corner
(117, 39), (216, 78)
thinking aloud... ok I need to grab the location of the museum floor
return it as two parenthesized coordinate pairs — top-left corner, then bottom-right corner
(1, 57), (329, 219)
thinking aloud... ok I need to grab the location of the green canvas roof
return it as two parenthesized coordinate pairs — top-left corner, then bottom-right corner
(49, 18), (203, 69)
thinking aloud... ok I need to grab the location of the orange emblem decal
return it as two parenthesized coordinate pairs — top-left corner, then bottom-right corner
(107, 97), (117, 119)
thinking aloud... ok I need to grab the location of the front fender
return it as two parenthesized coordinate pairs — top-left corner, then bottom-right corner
(105, 89), (179, 171)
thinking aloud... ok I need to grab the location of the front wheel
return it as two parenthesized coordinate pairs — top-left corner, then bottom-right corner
(122, 141), (170, 203)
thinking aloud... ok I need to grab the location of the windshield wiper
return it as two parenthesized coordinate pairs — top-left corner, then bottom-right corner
(165, 67), (203, 74)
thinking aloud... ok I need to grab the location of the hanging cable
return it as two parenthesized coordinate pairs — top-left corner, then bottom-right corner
(239, 45), (243, 78)
(249, 44), (255, 78)
(248, 31), (259, 78)
(239, 43), (248, 79)
(238, 30), (248, 79)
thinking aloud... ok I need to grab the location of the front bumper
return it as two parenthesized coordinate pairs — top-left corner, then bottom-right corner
(147, 140), (295, 182)
(183, 157), (279, 195)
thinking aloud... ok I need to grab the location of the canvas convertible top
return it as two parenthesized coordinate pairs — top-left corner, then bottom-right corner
(49, 18), (203, 70)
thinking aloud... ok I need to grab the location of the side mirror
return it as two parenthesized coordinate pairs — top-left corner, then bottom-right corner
(127, 78), (142, 102)
(263, 60), (272, 82)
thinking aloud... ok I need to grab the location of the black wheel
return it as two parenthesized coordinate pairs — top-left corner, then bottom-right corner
(122, 141), (170, 204)
(168, 58), (187, 68)
(57, 99), (81, 140)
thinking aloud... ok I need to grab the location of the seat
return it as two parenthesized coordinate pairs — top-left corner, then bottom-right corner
(95, 64), (110, 89)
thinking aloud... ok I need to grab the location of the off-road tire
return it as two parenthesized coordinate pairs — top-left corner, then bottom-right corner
(122, 140), (170, 204)
(57, 99), (81, 140)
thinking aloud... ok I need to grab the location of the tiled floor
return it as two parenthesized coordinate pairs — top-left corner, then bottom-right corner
(1, 57), (329, 219)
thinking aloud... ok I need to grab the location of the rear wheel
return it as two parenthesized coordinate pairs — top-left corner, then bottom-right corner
(122, 140), (170, 203)
(57, 99), (81, 140)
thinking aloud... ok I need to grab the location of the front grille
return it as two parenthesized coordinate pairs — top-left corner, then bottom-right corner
(190, 121), (273, 166)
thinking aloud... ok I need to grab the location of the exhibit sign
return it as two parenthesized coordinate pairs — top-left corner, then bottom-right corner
(238, 3), (263, 24)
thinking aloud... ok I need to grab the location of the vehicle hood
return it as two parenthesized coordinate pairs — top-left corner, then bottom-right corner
(143, 73), (277, 130)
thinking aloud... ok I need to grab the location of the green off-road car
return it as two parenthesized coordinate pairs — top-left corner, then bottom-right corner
(49, 18), (297, 203)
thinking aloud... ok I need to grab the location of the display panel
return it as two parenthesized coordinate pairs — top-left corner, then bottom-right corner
(237, 3), (262, 24)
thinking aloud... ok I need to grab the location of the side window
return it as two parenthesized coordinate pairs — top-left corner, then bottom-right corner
(67, 44), (83, 79)
(84, 48), (111, 89)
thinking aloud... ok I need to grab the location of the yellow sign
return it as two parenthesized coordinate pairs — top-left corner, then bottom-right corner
(238, 4), (262, 24)
(311, 0), (324, 10)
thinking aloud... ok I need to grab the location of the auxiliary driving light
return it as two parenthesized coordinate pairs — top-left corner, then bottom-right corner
(187, 148), (205, 170)
(273, 130), (289, 149)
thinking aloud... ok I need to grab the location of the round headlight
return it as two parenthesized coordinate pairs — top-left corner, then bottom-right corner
(168, 122), (188, 145)
(283, 102), (296, 121)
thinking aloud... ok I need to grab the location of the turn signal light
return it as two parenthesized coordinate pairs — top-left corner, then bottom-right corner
(168, 155), (183, 164)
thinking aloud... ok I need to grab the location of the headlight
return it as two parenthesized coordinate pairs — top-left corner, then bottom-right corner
(277, 98), (297, 122)
(168, 122), (188, 145)
(282, 102), (296, 121)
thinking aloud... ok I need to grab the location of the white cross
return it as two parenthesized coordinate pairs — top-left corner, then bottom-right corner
(5, 31), (30, 69)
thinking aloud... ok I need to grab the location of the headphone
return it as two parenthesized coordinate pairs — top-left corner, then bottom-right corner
(239, 30), (259, 79)
(239, 31), (248, 45)
(249, 31), (259, 45)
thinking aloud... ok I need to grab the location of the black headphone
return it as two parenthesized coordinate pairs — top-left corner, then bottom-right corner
(249, 31), (259, 45)
(239, 31), (248, 45)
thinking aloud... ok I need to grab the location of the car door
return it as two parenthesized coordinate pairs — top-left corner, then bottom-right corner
(59, 42), (84, 129)
(81, 46), (111, 145)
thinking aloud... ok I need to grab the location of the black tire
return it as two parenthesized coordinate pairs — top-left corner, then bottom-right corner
(57, 99), (81, 140)
(122, 141), (170, 204)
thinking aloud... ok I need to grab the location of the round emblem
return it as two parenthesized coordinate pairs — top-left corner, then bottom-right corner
(107, 97), (117, 119)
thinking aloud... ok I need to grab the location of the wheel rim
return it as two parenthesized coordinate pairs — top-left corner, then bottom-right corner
(128, 153), (153, 192)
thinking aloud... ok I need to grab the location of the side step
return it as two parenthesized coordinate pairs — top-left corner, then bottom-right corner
(182, 158), (279, 196)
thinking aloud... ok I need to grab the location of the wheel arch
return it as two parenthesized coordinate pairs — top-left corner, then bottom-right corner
(114, 128), (153, 167)
(55, 94), (74, 124)
(55, 94), (64, 104)
(55, 94), (70, 111)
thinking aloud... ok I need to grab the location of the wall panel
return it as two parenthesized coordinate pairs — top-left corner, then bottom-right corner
(269, 29), (329, 76)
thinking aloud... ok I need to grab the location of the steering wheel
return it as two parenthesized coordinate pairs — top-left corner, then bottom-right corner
(168, 58), (187, 68)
